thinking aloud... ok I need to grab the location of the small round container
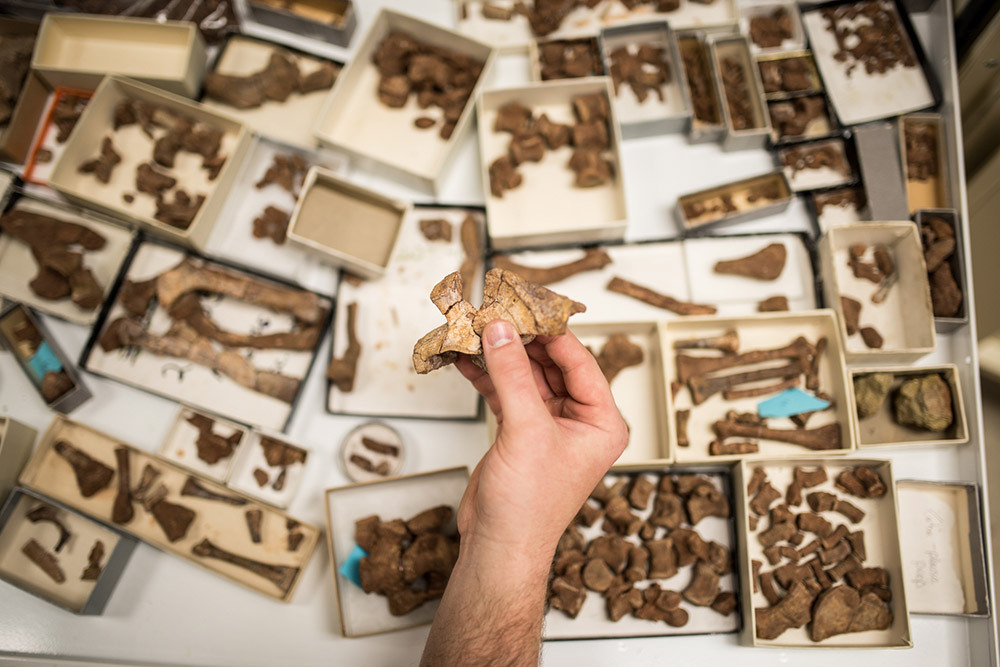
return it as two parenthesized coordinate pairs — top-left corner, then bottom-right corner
(339, 421), (406, 483)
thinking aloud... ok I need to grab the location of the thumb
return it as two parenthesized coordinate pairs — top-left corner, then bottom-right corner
(482, 320), (547, 422)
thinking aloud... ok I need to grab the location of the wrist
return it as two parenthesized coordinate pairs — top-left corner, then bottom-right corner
(457, 531), (556, 587)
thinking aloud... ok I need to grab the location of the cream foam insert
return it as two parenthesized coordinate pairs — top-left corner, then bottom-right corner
(21, 418), (319, 601)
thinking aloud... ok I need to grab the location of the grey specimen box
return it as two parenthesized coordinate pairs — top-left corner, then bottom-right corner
(854, 122), (909, 221)
(325, 466), (469, 638)
(708, 34), (771, 151)
(160, 407), (249, 483)
(915, 209), (968, 331)
(313, 9), (498, 195)
(819, 222), (936, 363)
(478, 78), (628, 250)
(0, 418), (37, 508)
(850, 365), (968, 449)
(0, 487), (136, 615)
(32, 14), (207, 98)
(677, 32), (725, 144)
(897, 481), (990, 617)
(738, 0), (806, 54)
(238, 0), (357, 49)
(287, 167), (410, 281)
(598, 21), (693, 138)
(0, 304), (91, 413)
(676, 170), (793, 234)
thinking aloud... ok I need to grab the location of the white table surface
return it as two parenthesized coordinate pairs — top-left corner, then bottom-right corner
(0, 0), (995, 665)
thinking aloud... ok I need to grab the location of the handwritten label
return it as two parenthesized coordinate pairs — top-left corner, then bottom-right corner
(898, 488), (966, 614)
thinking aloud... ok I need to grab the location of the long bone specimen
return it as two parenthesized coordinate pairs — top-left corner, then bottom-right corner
(491, 248), (612, 285)
(22, 539), (65, 583)
(155, 258), (325, 325)
(192, 538), (299, 594)
(713, 243), (787, 280)
(607, 276), (717, 315)
(688, 360), (805, 405)
(26, 505), (71, 552)
(714, 420), (842, 450)
(674, 329), (739, 353)
(676, 337), (813, 383)
(182, 477), (248, 506)
(99, 318), (301, 403)
(327, 301), (360, 392)
(111, 447), (134, 525)
(167, 293), (321, 350)
(54, 440), (114, 497)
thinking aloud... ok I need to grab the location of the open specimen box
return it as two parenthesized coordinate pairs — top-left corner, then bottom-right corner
(159, 407), (249, 483)
(454, 0), (738, 53)
(677, 32), (725, 144)
(0, 487), (137, 614)
(0, 193), (136, 325)
(48, 76), (253, 251)
(850, 365), (968, 449)
(819, 222), (935, 363)
(738, 0), (806, 54)
(227, 431), (310, 509)
(735, 459), (911, 648)
(545, 465), (739, 639)
(663, 310), (856, 463)
(756, 50), (824, 101)
(896, 481), (990, 617)
(915, 208), (967, 330)
(777, 136), (856, 193)
(328, 205), (486, 420)
(338, 422), (407, 483)
(900, 113), (950, 214)
(676, 171), (793, 233)
(313, 8), (498, 194)
(768, 94), (840, 146)
(0, 418), (37, 508)
(707, 34), (770, 150)
(478, 78), (628, 250)
(20, 416), (320, 602)
(201, 35), (342, 149)
(239, 0), (357, 49)
(82, 240), (332, 432)
(810, 186), (868, 233)
(0, 17), (40, 164)
(597, 21), (693, 138)
(32, 14), (207, 98)
(23, 87), (93, 188)
(0, 304), (92, 413)
(286, 167), (410, 281)
(324, 466), (469, 637)
(801, 0), (937, 126)
(528, 36), (602, 82)
(206, 136), (346, 293)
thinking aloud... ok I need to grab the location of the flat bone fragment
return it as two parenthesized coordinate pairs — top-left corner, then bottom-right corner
(627, 475), (655, 511)
(78, 136), (121, 184)
(419, 218), (452, 242)
(713, 420), (842, 450)
(192, 538), (298, 594)
(676, 410), (690, 448)
(151, 499), (196, 543)
(710, 440), (759, 455)
(143, 484), (169, 512)
(646, 538), (678, 579)
(136, 162), (176, 195)
(594, 334), (644, 383)
(246, 508), (263, 544)
(54, 440), (114, 498)
(327, 302), (361, 392)
(26, 505), (72, 552)
(182, 477), (248, 505)
(759, 520), (797, 548)
(81, 540), (105, 581)
(491, 248), (612, 285)
(186, 414), (241, 464)
(607, 276), (716, 315)
(261, 437), (307, 468)
(750, 481), (781, 516)
(22, 538), (65, 583)
(755, 580), (818, 640)
(713, 243), (787, 280)
(758, 295), (789, 312)
(747, 467), (767, 497)
(112, 446), (134, 525)
(854, 466), (887, 498)
(811, 585), (859, 641)
(168, 293), (321, 350)
(686, 484), (730, 524)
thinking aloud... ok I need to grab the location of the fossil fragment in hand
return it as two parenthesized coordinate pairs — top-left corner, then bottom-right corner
(54, 440), (114, 498)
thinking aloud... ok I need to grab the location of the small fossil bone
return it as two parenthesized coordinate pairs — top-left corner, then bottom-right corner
(713, 243), (787, 280)
(710, 440), (759, 455)
(181, 477), (248, 506)
(78, 136), (121, 184)
(132, 464), (162, 507)
(327, 302), (361, 392)
(151, 497), (196, 543)
(723, 375), (801, 401)
(186, 413), (242, 465)
(26, 505), (72, 553)
(111, 446), (134, 525)
(53, 440), (114, 498)
(758, 295), (789, 312)
(192, 538), (299, 594)
(607, 276), (716, 315)
(81, 540), (105, 581)
(714, 420), (842, 451)
(593, 333), (644, 383)
(673, 329), (739, 354)
(361, 437), (399, 457)
(676, 409), (690, 447)
(688, 360), (804, 405)
(676, 337), (812, 384)
(245, 508), (263, 544)
(491, 248), (612, 285)
(23, 538), (65, 583)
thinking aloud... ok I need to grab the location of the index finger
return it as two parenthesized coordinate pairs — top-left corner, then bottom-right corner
(533, 329), (616, 409)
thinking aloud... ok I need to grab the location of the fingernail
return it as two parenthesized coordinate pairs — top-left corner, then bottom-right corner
(484, 320), (514, 349)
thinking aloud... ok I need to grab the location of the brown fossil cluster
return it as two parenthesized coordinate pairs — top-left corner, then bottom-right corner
(680, 37), (720, 125)
(769, 96), (830, 140)
(749, 8), (794, 49)
(538, 38), (602, 81)
(550, 472), (736, 625)
(759, 56), (814, 94)
(204, 48), (339, 110)
(356, 506), (459, 615)
(821, 1), (916, 77)
(0, 34), (33, 125)
(780, 142), (849, 178)
(607, 42), (672, 104)
(919, 215), (962, 317)
(840, 243), (896, 349)
(372, 31), (485, 141)
(720, 56), (756, 131)
(748, 465), (894, 642)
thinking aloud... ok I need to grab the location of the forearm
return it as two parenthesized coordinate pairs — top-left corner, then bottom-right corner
(421, 538), (553, 667)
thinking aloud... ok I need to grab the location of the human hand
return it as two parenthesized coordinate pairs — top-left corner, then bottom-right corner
(454, 319), (629, 562)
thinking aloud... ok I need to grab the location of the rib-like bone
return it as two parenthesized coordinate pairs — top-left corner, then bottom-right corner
(168, 293), (321, 350)
(155, 258), (325, 324)
(192, 538), (298, 594)
(26, 505), (71, 552)
(689, 360), (803, 404)
(246, 508), (263, 544)
(327, 301), (361, 392)
(22, 538), (65, 583)
(182, 477), (248, 506)
(676, 337), (812, 383)
(53, 440), (114, 497)
(673, 329), (739, 353)
(362, 437), (400, 457)
(723, 376), (800, 401)
(112, 446), (134, 525)
(492, 248), (612, 285)
(714, 420), (842, 450)
(607, 276), (717, 315)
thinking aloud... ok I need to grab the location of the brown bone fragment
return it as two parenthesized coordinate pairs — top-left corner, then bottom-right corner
(132, 464), (162, 508)
(756, 580), (819, 639)
(673, 329), (739, 354)
(764, 545), (801, 565)
(135, 162), (177, 196)
(78, 136), (121, 184)
(604, 496), (642, 536)
(155, 190), (205, 230)
(246, 508), (263, 544)
(186, 414), (241, 465)
(327, 302), (361, 392)
(758, 295), (790, 312)
(551, 578), (586, 618)
(747, 467), (767, 497)
(750, 480), (781, 516)
(646, 538), (678, 579)
(713, 243), (787, 280)
(759, 521), (797, 548)
(775, 561), (813, 589)
(181, 477), (248, 506)
(847, 567), (889, 589)
(111, 446), (134, 525)
(607, 276), (716, 315)
(627, 475), (655, 511)
(82, 540), (105, 581)
(709, 440), (759, 456)
(582, 558), (616, 592)
(821, 525), (849, 550)
(683, 561), (721, 606)
(759, 570), (781, 606)
(192, 538), (298, 594)
(798, 512), (835, 538)
(23, 539), (65, 583)
(835, 469), (866, 497)
(847, 531), (867, 561)
(492, 248), (612, 285)
(362, 437), (400, 457)
(689, 360), (804, 405)
(54, 440), (114, 498)
(594, 334), (644, 384)
(860, 326), (883, 349)
(151, 497), (196, 542)
(676, 337), (812, 384)
(26, 505), (72, 553)
(714, 420), (842, 451)
(820, 540), (851, 565)
(854, 466), (887, 498)
(407, 506), (453, 535)
(827, 554), (862, 582)
(786, 466), (828, 506)
(686, 484), (730, 524)
(722, 375), (802, 402)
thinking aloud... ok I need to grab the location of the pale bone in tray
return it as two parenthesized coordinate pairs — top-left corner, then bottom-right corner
(742, 460), (911, 647)
(19, 417), (319, 601)
(545, 470), (738, 639)
(85, 242), (329, 431)
(328, 208), (485, 420)
(664, 311), (854, 462)
(159, 407), (248, 482)
(0, 493), (120, 612)
(0, 197), (134, 325)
